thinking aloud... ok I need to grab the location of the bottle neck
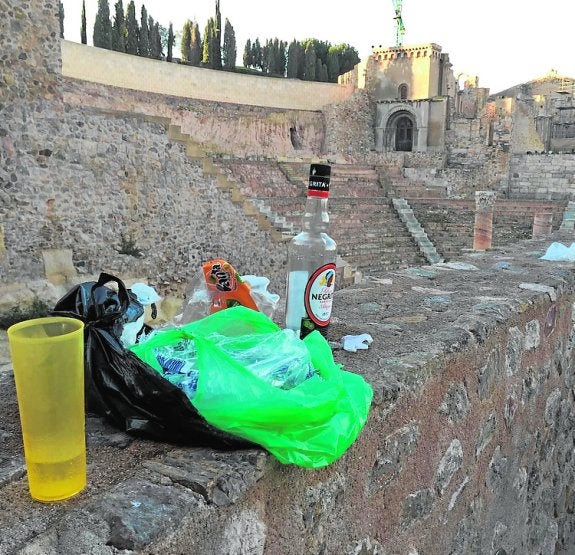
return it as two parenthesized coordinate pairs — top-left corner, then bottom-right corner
(302, 195), (330, 233)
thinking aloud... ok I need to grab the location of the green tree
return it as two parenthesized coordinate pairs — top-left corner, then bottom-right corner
(303, 44), (316, 81)
(166, 23), (174, 62)
(213, 0), (222, 69)
(243, 38), (252, 68)
(125, 1), (138, 55)
(286, 40), (301, 78)
(326, 48), (340, 82)
(332, 43), (360, 75)
(138, 5), (149, 57)
(261, 39), (270, 73)
(58, 1), (64, 38)
(315, 58), (323, 81)
(80, 0), (87, 44)
(279, 40), (287, 76)
(202, 18), (214, 67)
(222, 18), (236, 70)
(111, 0), (126, 52)
(251, 38), (262, 71)
(181, 20), (192, 62)
(189, 22), (202, 65)
(93, 0), (112, 49)
(149, 18), (162, 59)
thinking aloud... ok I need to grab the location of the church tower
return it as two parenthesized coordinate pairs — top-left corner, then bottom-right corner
(364, 43), (454, 101)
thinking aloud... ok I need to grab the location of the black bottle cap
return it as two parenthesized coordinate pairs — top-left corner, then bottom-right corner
(310, 164), (331, 180)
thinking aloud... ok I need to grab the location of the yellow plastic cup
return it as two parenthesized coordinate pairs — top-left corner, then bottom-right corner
(7, 316), (86, 502)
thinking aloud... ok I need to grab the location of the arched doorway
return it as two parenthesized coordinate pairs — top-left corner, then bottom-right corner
(382, 110), (417, 152)
(395, 116), (413, 151)
(375, 106), (420, 153)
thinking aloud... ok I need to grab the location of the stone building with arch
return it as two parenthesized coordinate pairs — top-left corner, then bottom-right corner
(347, 43), (457, 153)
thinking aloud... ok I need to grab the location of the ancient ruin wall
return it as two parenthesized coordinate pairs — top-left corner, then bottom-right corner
(62, 41), (354, 111)
(0, 105), (287, 291)
(61, 78), (326, 160)
(509, 154), (575, 199)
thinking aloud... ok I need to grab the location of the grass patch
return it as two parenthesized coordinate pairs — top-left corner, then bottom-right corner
(0, 299), (51, 330)
(118, 234), (143, 258)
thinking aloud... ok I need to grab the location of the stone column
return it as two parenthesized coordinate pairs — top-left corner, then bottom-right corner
(473, 191), (497, 250)
(532, 211), (554, 238)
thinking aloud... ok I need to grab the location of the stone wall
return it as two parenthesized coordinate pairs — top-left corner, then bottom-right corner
(62, 41), (355, 112)
(0, 0), (62, 102)
(3, 235), (575, 554)
(62, 78), (326, 160)
(510, 154), (575, 200)
(322, 90), (375, 161)
(0, 103), (287, 297)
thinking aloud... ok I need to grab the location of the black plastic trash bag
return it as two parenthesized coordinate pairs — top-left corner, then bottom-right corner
(52, 272), (251, 447)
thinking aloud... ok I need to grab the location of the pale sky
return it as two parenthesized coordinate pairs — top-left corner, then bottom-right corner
(61, 0), (575, 94)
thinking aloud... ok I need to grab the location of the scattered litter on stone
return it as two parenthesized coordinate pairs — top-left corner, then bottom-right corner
(341, 334), (374, 352)
(540, 242), (575, 262)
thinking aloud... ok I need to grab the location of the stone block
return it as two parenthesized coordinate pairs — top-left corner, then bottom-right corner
(0, 224), (5, 259)
(41, 249), (77, 285)
(0, 283), (35, 312)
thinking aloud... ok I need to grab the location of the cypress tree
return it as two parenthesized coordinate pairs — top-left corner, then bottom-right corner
(222, 18), (236, 70)
(279, 40), (287, 76)
(138, 5), (150, 57)
(125, 1), (138, 55)
(93, 0), (112, 50)
(261, 39), (270, 73)
(189, 22), (202, 66)
(243, 39), (252, 68)
(315, 58), (323, 82)
(251, 38), (262, 71)
(80, 0), (87, 44)
(327, 48), (340, 82)
(213, 0), (222, 69)
(58, 1), (64, 38)
(181, 20), (192, 62)
(111, 0), (126, 52)
(303, 44), (316, 81)
(286, 40), (299, 78)
(167, 23), (174, 62)
(202, 18), (214, 67)
(149, 18), (162, 59)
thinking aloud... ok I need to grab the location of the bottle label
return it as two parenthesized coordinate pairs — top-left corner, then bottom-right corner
(304, 263), (336, 326)
(308, 175), (330, 199)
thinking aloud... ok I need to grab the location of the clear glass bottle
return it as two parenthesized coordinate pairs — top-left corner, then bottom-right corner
(285, 163), (337, 339)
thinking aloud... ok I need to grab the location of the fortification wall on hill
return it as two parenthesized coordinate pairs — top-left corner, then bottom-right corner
(62, 41), (355, 112)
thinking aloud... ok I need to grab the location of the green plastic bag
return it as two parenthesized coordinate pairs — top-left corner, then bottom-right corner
(130, 306), (373, 468)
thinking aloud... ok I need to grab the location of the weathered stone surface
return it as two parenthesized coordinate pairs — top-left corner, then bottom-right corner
(505, 326), (524, 376)
(143, 448), (266, 507)
(402, 489), (436, 526)
(439, 382), (470, 424)
(478, 347), (502, 400)
(435, 439), (464, 496)
(476, 412), (498, 458)
(369, 423), (420, 491)
(0, 455), (25, 487)
(89, 478), (200, 551)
